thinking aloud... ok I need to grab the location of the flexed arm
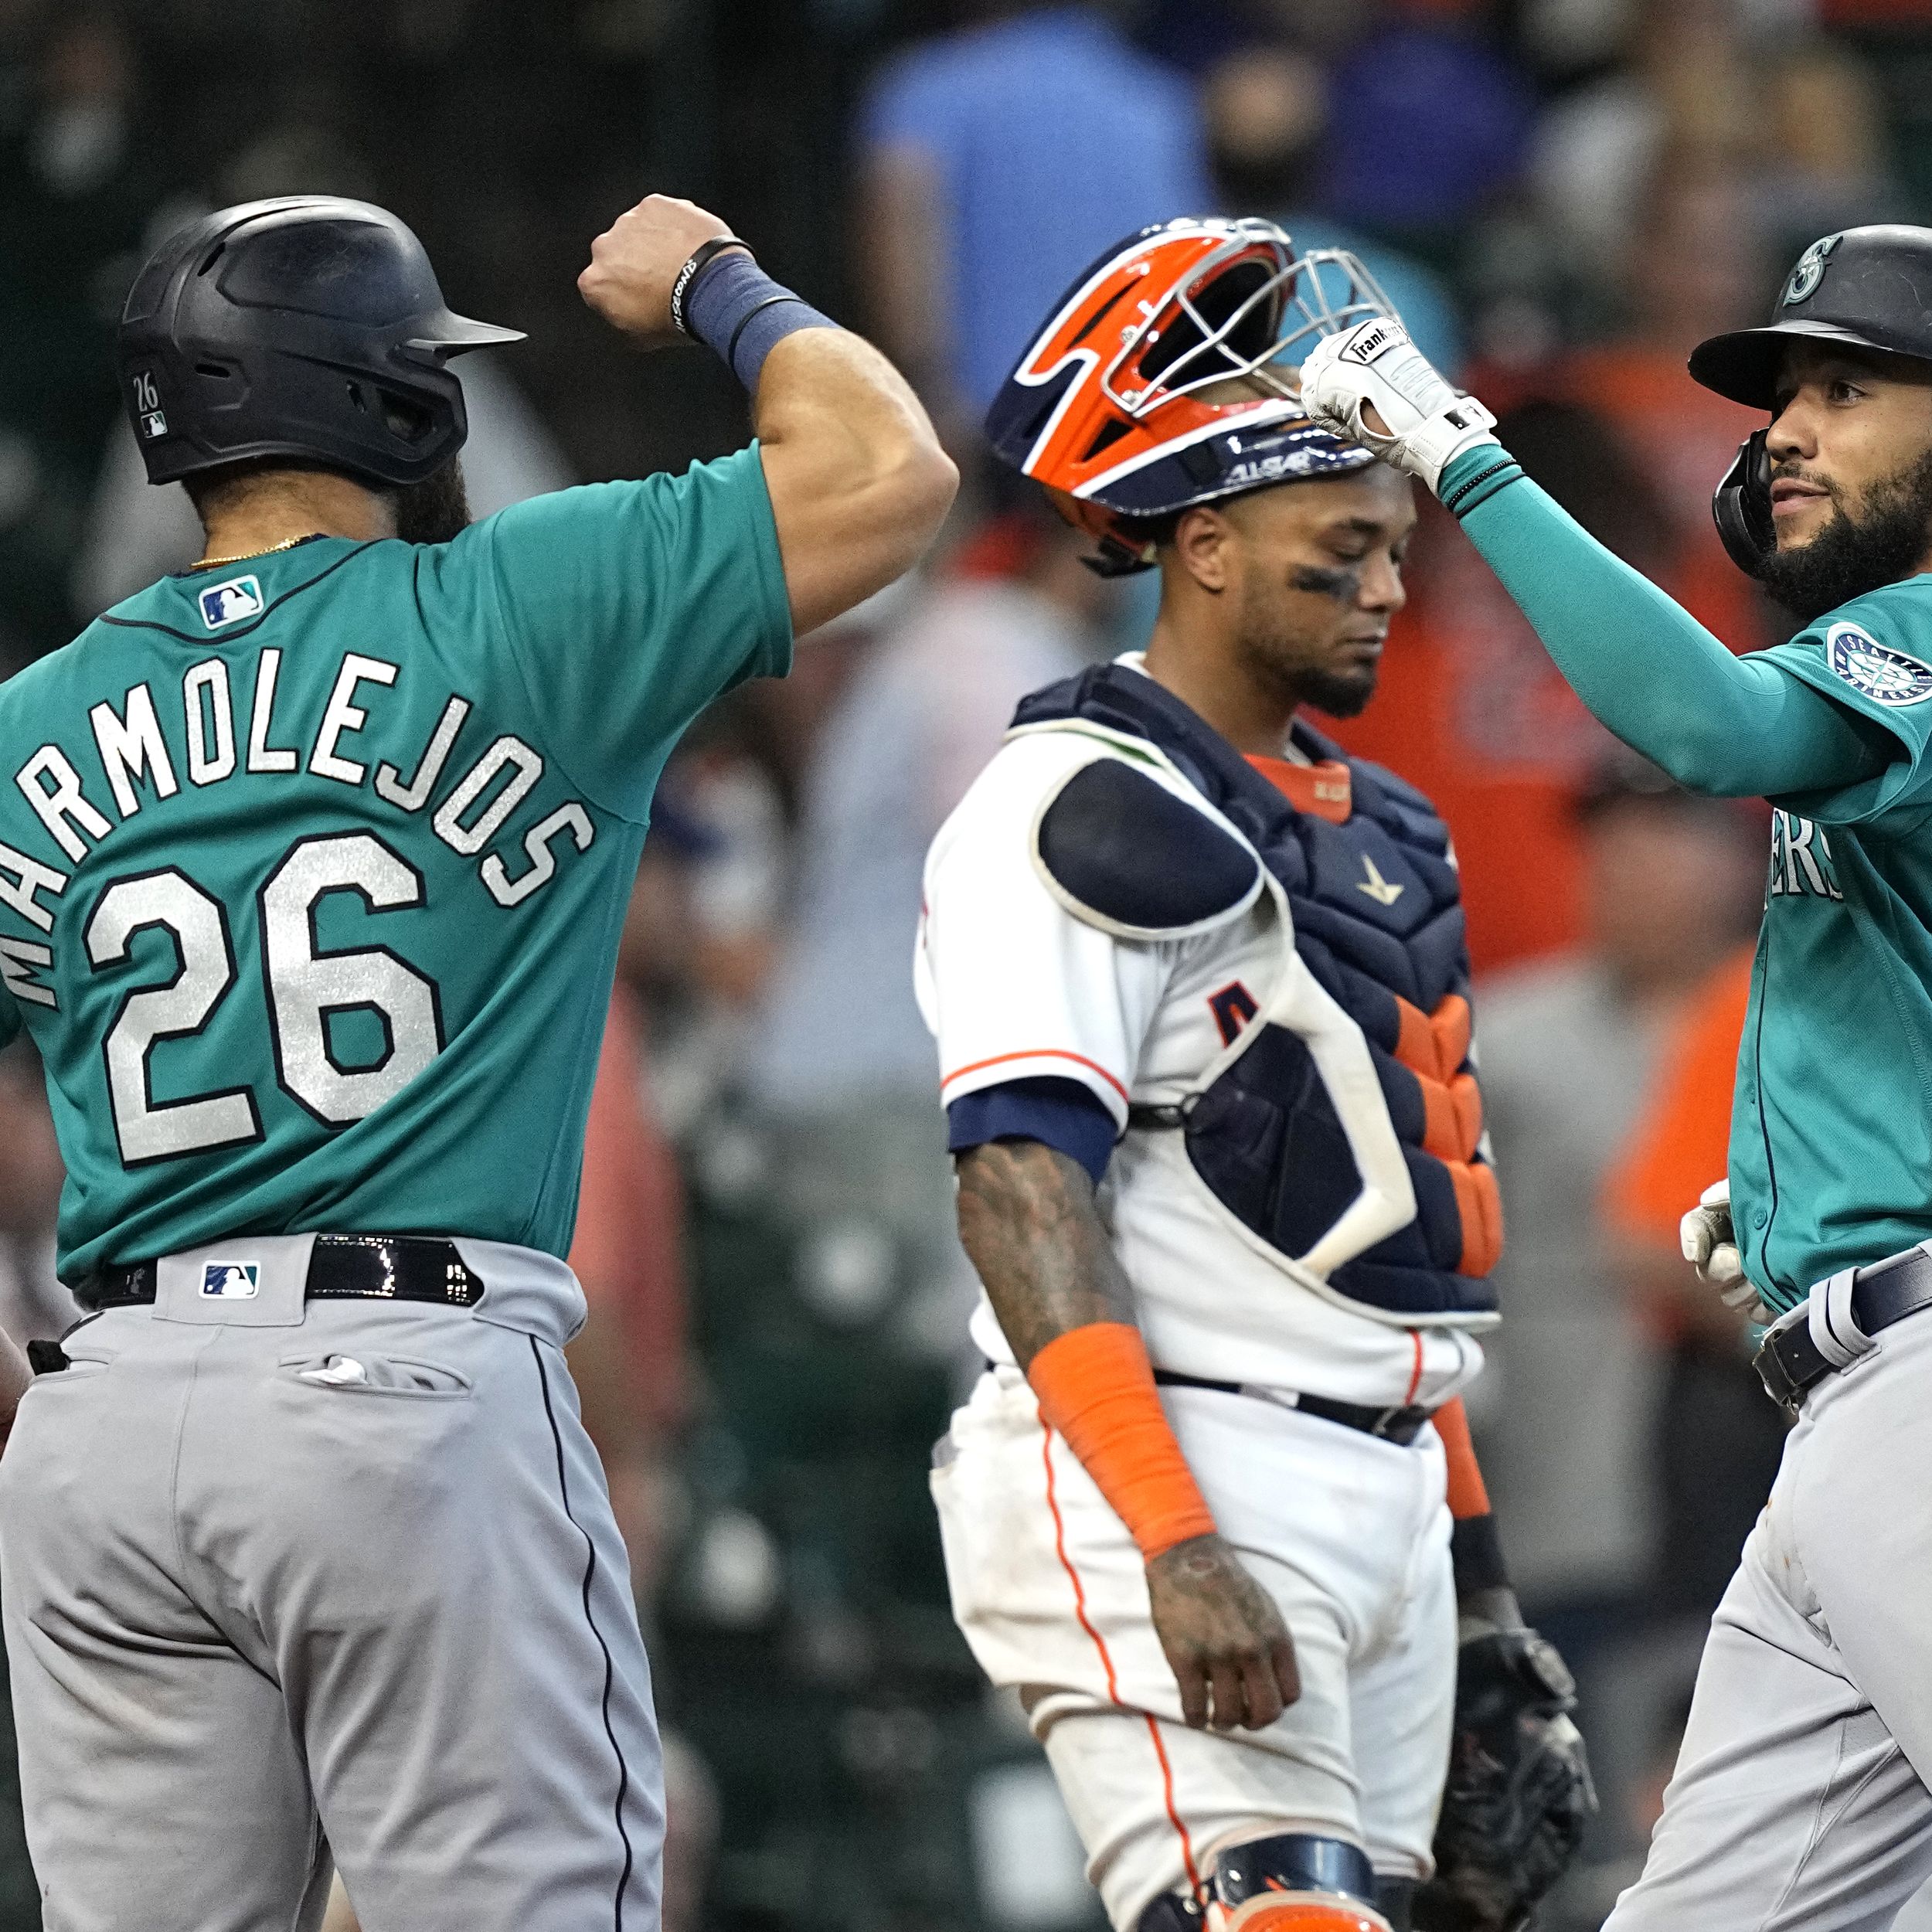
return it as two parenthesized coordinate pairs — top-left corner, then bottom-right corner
(956, 1138), (1301, 1733)
(578, 194), (957, 637)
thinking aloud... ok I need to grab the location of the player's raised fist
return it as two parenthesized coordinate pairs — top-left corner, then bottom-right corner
(577, 194), (745, 344)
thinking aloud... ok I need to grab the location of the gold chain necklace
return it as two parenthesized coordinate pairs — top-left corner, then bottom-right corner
(189, 532), (323, 571)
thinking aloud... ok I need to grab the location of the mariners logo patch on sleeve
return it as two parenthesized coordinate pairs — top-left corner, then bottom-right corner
(1826, 624), (1932, 707)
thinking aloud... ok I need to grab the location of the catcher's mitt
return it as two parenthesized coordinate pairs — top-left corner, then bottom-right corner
(1413, 1625), (1596, 1932)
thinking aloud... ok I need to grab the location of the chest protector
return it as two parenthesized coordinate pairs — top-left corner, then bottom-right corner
(1012, 662), (1500, 1326)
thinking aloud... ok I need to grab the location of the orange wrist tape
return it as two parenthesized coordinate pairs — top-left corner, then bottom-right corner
(1028, 1321), (1217, 1560)
(1434, 1396), (1492, 1520)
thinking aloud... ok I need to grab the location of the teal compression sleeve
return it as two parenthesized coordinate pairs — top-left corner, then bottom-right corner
(1440, 447), (1893, 798)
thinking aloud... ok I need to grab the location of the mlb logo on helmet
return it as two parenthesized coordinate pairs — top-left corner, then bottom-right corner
(130, 369), (167, 441)
(200, 1260), (260, 1299)
(199, 575), (264, 632)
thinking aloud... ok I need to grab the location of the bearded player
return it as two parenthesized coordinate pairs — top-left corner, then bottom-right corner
(1301, 225), (1932, 1927)
(916, 222), (1592, 1932)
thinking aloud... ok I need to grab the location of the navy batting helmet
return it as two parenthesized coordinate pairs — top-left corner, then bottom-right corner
(118, 196), (525, 490)
(1690, 226), (1932, 576)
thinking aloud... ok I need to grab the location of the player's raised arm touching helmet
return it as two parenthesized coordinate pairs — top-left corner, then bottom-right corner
(916, 219), (1588, 1932)
(1306, 227), (1932, 1930)
(0, 189), (951, 1932)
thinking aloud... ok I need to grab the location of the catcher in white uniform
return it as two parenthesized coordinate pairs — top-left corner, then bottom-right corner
(917, 223), (1594, 1932)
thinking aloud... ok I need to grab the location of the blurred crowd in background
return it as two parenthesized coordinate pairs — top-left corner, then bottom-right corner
(0, 0), (1927, 1925)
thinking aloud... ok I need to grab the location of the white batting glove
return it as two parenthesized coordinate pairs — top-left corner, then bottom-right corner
(1679, 1179), (1766, 1319)
(1298, 318), (1499, 495)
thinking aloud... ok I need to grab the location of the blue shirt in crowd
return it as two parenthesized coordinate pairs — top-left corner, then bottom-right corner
(859, 6), (1213, 411)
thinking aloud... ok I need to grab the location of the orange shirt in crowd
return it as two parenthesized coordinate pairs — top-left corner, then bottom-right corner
(1536, 345), (1766, 653)
(1600, 944), (1756, 1336)
(1333, 353), (1762, 977)
(1331, 532), (1609, 975)
(568, 984), (689, 1441)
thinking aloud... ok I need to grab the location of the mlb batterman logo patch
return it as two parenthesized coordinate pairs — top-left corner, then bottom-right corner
(199, 575), (264, 631)
(1827, 624), (1932, 706)
(201, 1260), (260, 1299)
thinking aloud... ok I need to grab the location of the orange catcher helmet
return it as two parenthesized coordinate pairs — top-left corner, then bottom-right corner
(985, 218), (1394, 575)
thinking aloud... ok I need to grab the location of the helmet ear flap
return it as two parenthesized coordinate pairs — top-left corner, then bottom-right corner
(1043, 484), (1160, 577)
(1713, 428), (1774, 577)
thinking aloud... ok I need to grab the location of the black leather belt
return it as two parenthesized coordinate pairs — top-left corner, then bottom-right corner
(1153, 1368), (1434, 1446)
(1754, 1246), (1932, 1410)
(80, 1236), (484, 1312)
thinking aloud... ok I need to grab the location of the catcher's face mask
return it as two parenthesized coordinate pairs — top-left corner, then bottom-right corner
(985, 218), (1393, 575)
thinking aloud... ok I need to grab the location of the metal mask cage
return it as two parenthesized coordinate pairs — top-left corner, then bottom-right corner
(1097, 221), (1396, 424)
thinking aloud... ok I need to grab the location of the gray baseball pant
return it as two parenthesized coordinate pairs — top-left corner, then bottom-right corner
(0, 1235), (663, 1932)
(1606, 1304), (1932, 1931)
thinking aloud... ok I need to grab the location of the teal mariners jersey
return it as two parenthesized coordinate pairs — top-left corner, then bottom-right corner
(1736, 576), (1932, 1311)
(0, 446), (791, 1284)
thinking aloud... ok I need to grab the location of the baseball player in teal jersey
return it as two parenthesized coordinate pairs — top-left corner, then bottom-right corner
(0, 192), (954, 1932)
(1297, 226), (1932, 1927)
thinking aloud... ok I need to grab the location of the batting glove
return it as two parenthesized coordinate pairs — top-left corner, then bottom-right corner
(1298, 318), (1499, 495)
(1680, 1178), (1767, 1320)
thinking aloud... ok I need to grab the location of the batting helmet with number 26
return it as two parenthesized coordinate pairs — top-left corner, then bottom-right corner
(118, 196), (525, 490)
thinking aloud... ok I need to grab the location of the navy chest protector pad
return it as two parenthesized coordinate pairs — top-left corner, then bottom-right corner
(1009, 665), (1496, 1327)
(1032, 754), (1264, 940)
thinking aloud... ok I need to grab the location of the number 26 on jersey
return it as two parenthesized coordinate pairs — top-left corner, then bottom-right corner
(87, 832), (440, 1166)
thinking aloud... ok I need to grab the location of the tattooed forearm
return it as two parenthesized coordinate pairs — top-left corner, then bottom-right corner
(954, 1139), (1136, 1367)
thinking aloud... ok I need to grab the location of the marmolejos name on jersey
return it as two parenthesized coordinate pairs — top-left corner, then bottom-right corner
(0, 645), (597, 988)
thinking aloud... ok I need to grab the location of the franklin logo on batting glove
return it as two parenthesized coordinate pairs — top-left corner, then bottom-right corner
(1339, 320), (1396, 364)
(1298, 317), (1499, 493)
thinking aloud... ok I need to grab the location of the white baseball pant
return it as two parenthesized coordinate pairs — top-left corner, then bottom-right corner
(932, 1366), (1455, 1929)
(1608, 1304), (1932, 1930)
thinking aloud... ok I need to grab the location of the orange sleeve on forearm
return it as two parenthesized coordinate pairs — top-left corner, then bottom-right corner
(1434, 1396), (1492, 1519)
(1027, 1322), (1218, 1560)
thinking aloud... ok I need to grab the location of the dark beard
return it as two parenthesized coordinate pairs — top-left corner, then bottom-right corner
(395, 459), (473, 544)
(1237, 571), (1381, 719)
(1236, 639), (1379, 719)
(1757, 446), (1932, 623)
(1296, 663), (1378, 719)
